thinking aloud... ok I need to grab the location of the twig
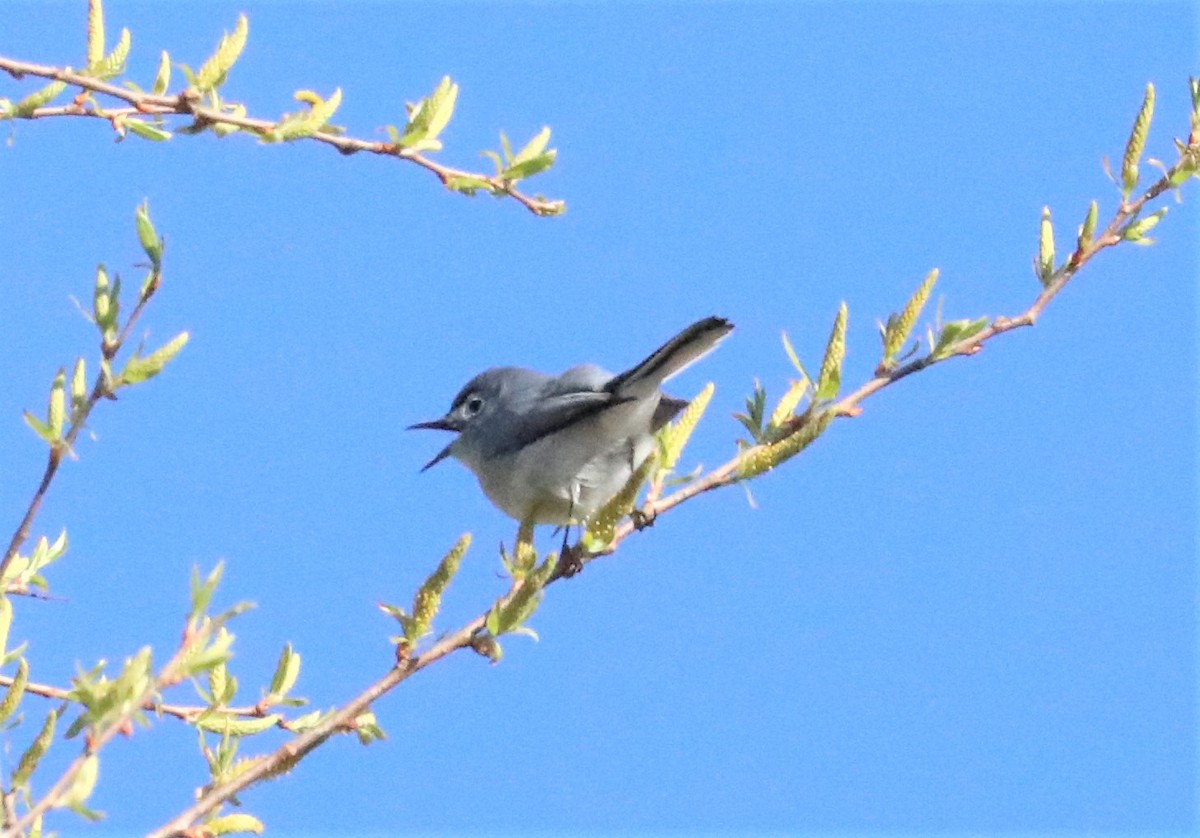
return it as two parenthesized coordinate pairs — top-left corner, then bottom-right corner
(0, 56), (563, 217)
(0, 674), (296, 732)
(0, 286), (157, 582)
(146, 618), (486, 838)
(585, 150), (1195, 565)
(4, 626), (204, 837)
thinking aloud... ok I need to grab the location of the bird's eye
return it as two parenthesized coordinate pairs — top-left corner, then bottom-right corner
(464, 395), (484, 415)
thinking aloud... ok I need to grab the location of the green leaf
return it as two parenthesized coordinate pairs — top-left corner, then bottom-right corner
(660, 383), (715, 471)
(1121, 207), (1167, 244)
(126, 119), (172, 142)
(267, 643), (300, 697)
(87, 0), (106, 66)
(815, 302), (848, 401)
(398, 76), (458, 150)
(406, 534), (471, 645)
(882, 268), (938, 364)
(93, 263), (118, 341)
(445, 175), (498, 196)
(208, 660), (229, 707)
(1036, 206), (1055, 286)
(583, 452), (656, 549)
(47, 369), (66, 440)
(117, 331), (189, 386)
(7, 81), (67, 119)
(60, 754), (100, 809)
(424, 76), (458, 141)
(88, 27), (130, 80)
(512, 126), (551, 165)
(195, 13), (249, 94)
(12, 708), (56, 787)
(353, 710), (385, 745)
(204, 813), (265, 836)
(0, 597), (12, 657)
(738, 411), (834, 481)
(23, 411), (57, 447)
(480, 149), (504, 175)
(1121, 82), (1155, 197)
(262, 88), (343, 142)
(211, 102), (247, 138)
(502, 150), (556, 181)
(152, 50), (172, 95)
(1077, 200), (1099, 251)
(930, 316), (990, 361)
(71, 358), (88, 413)
(768, 378), (808, 431)
(733, 380), (768, 442)
(0, 658), (29, 725)
(781, 331), (809, 379)
(190, 562), (224, 622)
(288, 709), (326, 732)
(136, 200), (164, 271)
(196, 714), (281, 735)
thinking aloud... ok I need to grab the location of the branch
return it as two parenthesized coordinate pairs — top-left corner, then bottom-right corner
(152, 95), (1199, 832)
(3, 621), (219, 836)
(146, 618), (486, 838)
(582, 126), (1200, 567)
(0, 261), (161, 584)
(0, 673), (300, 733)
(0, 55), (564, 217)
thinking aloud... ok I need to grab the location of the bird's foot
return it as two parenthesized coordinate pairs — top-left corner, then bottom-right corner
(631, 507), (657, 530)
(556, 543), (585, 578)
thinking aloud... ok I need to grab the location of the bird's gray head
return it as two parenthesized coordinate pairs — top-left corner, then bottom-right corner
(407, 367), (548, 471)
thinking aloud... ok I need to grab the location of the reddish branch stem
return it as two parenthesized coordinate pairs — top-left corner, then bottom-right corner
(0, 56), (563, 217)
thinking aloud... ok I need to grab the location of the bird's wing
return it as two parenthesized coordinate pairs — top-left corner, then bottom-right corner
(503, 388), (623, 453)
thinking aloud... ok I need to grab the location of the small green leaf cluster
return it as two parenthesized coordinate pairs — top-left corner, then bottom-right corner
(880, 269), (937, 370)
(0, 598), (30, 727)
(173, 14), (251, 139)
(581, 383), (718, 551)
(484, 550), (557, 654)
(3, 530), (68, 594)
(380, 534), (470, 655)
(0, 3), (128, 120)
(387, 76), (458, 154)
(0, 0), (566, 214)
(261, 88), (343, 143)
(482, 127), (558, 182)
(736, 305), (844, 478)
(16, 204), (187, 527)
(879, 268), (989, 367)
(583, 453), (657, 551)
(1, 80), (68, 119)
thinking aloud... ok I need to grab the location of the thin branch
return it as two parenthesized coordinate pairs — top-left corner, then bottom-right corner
(146, 619), (486, 838)
(584, 148), (1196, 565)
(4, 625), (207, 837)
(0, 674), (297, 732)
(0, 283), (158, 582)
(0, 56), (563, 217)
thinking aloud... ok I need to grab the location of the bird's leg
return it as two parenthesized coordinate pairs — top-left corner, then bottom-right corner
(556, 487), (584, 578)
(514, 518), (537, 574)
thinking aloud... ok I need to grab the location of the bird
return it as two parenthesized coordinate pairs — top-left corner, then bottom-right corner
(409, 316), (734, 530)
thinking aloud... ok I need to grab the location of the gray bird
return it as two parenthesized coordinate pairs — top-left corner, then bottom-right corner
(410, 316), (734, 527)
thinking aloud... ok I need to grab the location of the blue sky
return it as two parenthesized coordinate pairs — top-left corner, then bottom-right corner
(1, 2), (1196, 835)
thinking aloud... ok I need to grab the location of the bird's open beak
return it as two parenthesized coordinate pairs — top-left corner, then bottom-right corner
(407, 416), (459, 432)
(407, 415), (461, 471)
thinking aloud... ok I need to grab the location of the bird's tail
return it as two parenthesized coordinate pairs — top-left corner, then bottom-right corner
(608, 316), (734, 395)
